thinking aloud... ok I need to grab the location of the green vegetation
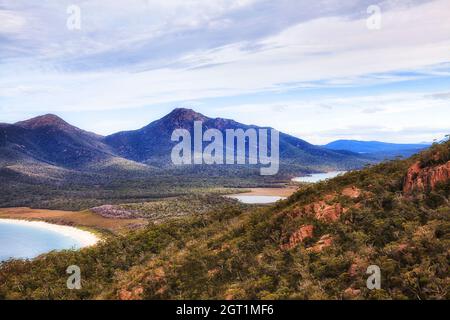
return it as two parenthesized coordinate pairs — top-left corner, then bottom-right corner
(0, 141), (449, 300)
(419, 140), (450, 167)
(92, 194), (246, 221)
(0, 167), (283, 211)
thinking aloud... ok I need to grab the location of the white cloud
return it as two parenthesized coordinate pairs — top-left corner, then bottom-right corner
(0, 0), (449, 144)
(0, 10), (26, 34)
(210, 91), (450, 144)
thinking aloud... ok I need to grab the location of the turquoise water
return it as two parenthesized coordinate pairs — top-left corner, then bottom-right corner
(292, 171), (347, 183)
(0, 221), (83, 262)
(227, 195), (286, 204)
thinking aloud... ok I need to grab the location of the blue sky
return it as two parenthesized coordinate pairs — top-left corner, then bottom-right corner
(0, 0), (449, 144)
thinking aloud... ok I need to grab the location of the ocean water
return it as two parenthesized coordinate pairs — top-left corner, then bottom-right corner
(0, 220), (84, 262)
(227, 195), (286, 204)
(292, 171), (347, 183)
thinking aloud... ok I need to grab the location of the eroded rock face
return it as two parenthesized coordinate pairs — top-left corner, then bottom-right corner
(304, 201), (344, 222)
(306, 234), (333, 253)
(403, 161), (450, 193)
(341, 186), (362, 199)
(289, 187), (362, 222)
(283, 185), (365, 252)
(281, 224), (314, 250)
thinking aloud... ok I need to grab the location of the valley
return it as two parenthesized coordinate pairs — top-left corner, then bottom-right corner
(0, 108), (448, 301)
(0, 139), (448, 300)
(0, 108), (374, 211)
(1, 0), (449, 304)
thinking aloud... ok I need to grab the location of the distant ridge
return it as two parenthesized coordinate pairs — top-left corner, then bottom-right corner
(324, 139), (430, 159)
(324, 139), (430, 153)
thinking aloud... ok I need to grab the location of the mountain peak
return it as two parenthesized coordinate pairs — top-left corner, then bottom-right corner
(15, 114), (71, 130)
(163, 108), (208, 122)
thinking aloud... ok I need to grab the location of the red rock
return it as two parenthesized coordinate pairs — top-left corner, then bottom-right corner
(307, 234), (333, 253)
(225, 294), (234, 300)
(342, 186), (362, 199)
(281, 224), (314, 250)
(118, 289), (132, 300)
(404, 161), (450, 193)
(118, 286), (143, 300)
(295, 200), (344, 222)
(343, 287), (361, 299)
(348, 257), (366, 277)
(315, 202), (343, 222)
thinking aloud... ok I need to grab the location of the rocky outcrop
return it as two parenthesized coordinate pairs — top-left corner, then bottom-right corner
(283, 185), (365, 252)
(348, 257), (367, 277)
(289, 200), (343, 222)
(281, 224), (314, 250)
(306, 234), (333, 253)
(343, 287), (361, 299)
(403, 161), (450, 193)
(341, 186), (362, 199)
(118, 286), (144, 300)
(289, 187), (363, 222)
(305, 201), (344, 222)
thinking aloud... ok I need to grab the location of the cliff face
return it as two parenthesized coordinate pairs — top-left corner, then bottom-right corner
(281, 185), (364, 251)
(281, 224), (314, 250)
(288, 186), (363, 223)
(403, 161), (450, 193)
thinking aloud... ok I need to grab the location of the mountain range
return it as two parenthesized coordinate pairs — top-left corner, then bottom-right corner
(1, 134), (448, 300)
(0, 108), (372, 179)
(324, 140), (430, 159)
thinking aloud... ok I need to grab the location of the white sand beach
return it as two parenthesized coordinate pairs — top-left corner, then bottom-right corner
(0, 218), (99, 247)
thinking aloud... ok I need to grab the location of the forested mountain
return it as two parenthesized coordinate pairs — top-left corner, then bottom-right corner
(1, 140), (448, 300)
(1, 109), (371, 180)
(0, 114), (115, 168)
(104, 108), (369, 169)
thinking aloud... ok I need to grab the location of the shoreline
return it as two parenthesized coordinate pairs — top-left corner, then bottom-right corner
(0, 207), (148, 235)
(227, 187), (298, 197)
(0, 218), (100, 248)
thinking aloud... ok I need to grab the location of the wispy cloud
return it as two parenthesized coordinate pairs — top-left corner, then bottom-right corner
(211, 91), (450, 144)
(0, 0), (449, 143)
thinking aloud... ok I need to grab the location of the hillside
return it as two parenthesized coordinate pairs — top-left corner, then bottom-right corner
(1, 114), (114, 168)
(1, 140), (448, 300)
(0, 109), (373, 210)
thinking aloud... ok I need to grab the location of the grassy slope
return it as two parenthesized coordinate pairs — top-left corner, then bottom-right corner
(0, 142), (449, 300)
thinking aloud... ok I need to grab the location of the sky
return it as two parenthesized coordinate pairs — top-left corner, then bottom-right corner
(0, 0), (449, 144)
